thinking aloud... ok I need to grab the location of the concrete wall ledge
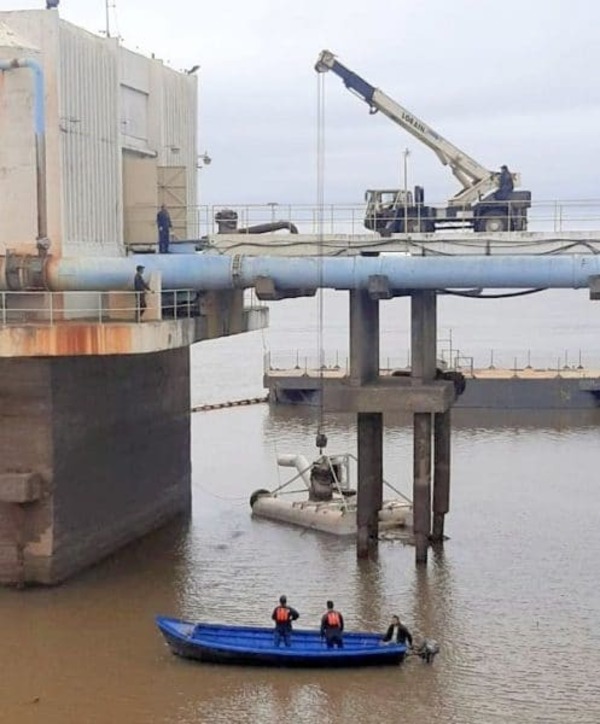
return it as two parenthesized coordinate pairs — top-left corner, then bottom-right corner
(0, 319), (205, 357)
(0, 472), (44, 503)
(322, 380), (455, 413)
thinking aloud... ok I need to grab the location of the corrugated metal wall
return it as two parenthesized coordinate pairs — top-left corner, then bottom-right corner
(58, 25), (122, 256)
(0, 11), (198, 256)
(158, 69), (198, 236)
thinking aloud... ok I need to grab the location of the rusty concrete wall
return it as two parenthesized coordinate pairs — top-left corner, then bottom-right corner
(0, 359), (54, 585)
(48, 347), (191, 583)
(0, 347), (190, 585)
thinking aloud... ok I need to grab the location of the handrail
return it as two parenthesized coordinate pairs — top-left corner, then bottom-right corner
(265, 349), (600, 376)
(121, 198), (600, 242)
(0, 289), (201, 326)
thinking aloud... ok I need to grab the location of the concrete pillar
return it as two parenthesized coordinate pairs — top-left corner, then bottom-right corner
(411, 291), (437, 564)
(349, 290), (383, 558)
(432, 410), (451, 542)
(413, 412), (432, 563)
(349, 290), (379, 386)
(201, 290), (244, 338)
(357, 412), (383, 557)
(0, 348), (191, 585)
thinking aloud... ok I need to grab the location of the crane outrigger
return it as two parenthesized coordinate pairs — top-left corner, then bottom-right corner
(315, 50), (532, 235)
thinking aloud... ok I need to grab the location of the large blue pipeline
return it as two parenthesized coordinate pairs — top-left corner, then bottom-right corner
(42, 253), (600, 292)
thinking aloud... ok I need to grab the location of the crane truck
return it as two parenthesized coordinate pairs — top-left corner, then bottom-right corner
(315, 50), (532, 235)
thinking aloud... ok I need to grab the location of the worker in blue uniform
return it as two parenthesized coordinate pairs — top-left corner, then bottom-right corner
(156, 204), (172, 253)
(495, 165), (514, 201)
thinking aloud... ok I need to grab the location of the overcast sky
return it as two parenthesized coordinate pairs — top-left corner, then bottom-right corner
(4, 0), (600, 209)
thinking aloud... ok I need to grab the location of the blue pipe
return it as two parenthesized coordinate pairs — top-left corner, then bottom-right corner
(0, 58), (48, 243)
(45, 253), (600, 292)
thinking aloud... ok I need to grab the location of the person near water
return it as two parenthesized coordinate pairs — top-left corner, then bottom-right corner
(381, 614), (413, 647)
(320, 600), (344, 649)
(271, 594), (299, 647)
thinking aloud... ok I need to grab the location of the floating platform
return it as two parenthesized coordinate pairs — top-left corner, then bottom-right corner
(250, 453), (413, 538)
(264, 367), (600, 410)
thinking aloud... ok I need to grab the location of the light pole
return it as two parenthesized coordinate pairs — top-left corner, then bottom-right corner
(402, 148), (410, 232)
(197, 152), (212, 236)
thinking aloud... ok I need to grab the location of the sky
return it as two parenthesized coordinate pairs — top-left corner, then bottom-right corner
(2, 0), (600, 209)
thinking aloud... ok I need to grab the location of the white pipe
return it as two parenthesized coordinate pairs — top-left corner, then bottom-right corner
(276, 454), (312, 488)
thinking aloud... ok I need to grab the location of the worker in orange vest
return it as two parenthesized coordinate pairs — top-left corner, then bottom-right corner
(320, 600), (344, 649)
(271, 594), (300, 647)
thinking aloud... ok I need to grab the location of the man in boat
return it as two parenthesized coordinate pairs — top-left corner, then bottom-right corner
(271, 595), (299, 647)
(320, 600), (344, 649)
(381, 615), (413, 647)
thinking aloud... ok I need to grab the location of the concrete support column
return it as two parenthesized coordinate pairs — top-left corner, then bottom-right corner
(349, 290), (383, 558)
(432, 409), (451, 542)
(357, 412), (383, 558)
(349, 290), (379, 386)
(0, 349), (191, 586)
(411, 291), (437, 564)
(413, 413), (432, 563)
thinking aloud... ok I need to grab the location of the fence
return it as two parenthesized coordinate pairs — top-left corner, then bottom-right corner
(191, 199), (600, 237)
(0, 290), (201, 326)
(264, 348), (600, 376)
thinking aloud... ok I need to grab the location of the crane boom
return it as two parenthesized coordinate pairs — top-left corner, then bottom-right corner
(315, 50), (507, 207)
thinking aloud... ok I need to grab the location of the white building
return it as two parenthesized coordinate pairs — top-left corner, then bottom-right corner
(0, 9), (197, 257)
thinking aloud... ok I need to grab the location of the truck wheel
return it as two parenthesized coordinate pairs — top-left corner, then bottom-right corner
(481, 214), (506, 232)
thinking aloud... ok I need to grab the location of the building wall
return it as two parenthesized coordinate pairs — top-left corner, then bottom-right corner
(0, 10), (198, 258)
(0, 10), (62, 254)
(58, 23), (121, 256)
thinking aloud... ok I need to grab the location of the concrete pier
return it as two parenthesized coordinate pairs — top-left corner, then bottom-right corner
(432, 410), (451, 542)
(0, 289), (265, 585)
(411, 291), (437, 563)
(0, 348), (190, 585)
(349, 290), (383, 557)
(343, 287), (453, 563)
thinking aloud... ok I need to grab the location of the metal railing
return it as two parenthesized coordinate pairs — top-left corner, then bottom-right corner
(121, 198), (600, 242)
(0, 290), (201, 327)
(264, 349), (600, 376)
(191, 199), (600, 237)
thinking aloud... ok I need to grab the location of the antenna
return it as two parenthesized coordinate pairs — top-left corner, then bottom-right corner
(102, 0), (119, 38)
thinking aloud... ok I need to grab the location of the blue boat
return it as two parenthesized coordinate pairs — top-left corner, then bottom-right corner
(156, 616), (409, 668)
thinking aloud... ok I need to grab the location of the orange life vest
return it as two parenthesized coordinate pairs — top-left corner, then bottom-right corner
(326, 610), (341, 628)
(275, 606), (290, 624)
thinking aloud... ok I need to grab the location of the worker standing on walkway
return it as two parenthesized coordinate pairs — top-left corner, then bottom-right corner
(320, 600), (344, 649)
(156, 204), (172, 253)
(271, 595), (299, 647)
(133, 265), (151, 321)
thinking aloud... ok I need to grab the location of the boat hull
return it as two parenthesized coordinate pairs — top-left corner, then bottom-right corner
(251, 496), (413, 537)
(156, 617), (407, 668)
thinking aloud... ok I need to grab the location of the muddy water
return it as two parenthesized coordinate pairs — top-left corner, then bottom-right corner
(2, 290), (600, 723)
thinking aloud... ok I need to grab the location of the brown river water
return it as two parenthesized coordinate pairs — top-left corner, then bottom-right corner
(2, 290), (600, 723)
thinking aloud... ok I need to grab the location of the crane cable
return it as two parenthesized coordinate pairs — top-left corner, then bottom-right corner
(315, 72), (327, 453)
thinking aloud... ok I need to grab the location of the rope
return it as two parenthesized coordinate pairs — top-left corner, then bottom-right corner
(316, 70), (327, 449)
(194, 482), (249, 503)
